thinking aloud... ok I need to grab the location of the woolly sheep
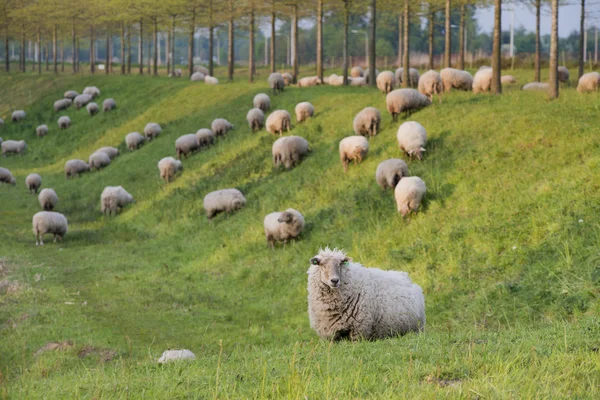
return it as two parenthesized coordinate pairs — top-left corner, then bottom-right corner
(175, 134), (200, 159)
(350, 66), (364, 78)
(32, 211), (68, 246)
(266, 110), (292, 136)
(558, 66), (569, 83)
(472, 68), (493, 94)
(125, 132), (145, 151)
(83, 86), (101, 98)
(339, 136), (369, 172)
(74, 94), (93, 109)
(64, 90), (79, 100)
(298, 76), (322, 88)
(0, 167), (16, 185)
(418, 70), (443, 102)
(349, 77), (367, 87)
(26, 173), (42, 193)
(203, 188), (246, 219)
(577, 72), (600, 93)
(282, 72), (293, 86)
(376, 71), (396, 94)
(38, 188), (58, 211)
(158, 349), (196, 364)
(101, 186), (134, 216)
(364, 68), (379, 84)
(246, 108), (265, 132)
(272, 135), (310, 169)
(64, 159), (90, 178)
(395, 68), (420, 87)
(386, 89), (431, 121)
(2, 140), (27, 156)
(395, 176), (427, 217)
(54, 98), (72, 112)
(196, 128), (216, 148)
(522, 82), (549, 91)
(353, 107), (381, 137)
(58, 116), (71, 129)
(375, 159), (409, 190)
(194, 65), (209, 75)
(36, 124), (49, 137)
(263, 208), (305, 248)
(501, 75), (516, 84)
(191, 72), (205, 81)
(295, 102), (314, 123)
(326, 74), (344, 86)
(12, 110), (26, 122)
(440, 68), (473, 92)
(172, 68), (183, 77)
(205, 76), (219, 85)
(89, 151), (111, 170)
(103, 98), (117, 112)
(397, 121), (427, 160)
(144, 123), (162, 141)
(253, 93), (271, 111)
(158, 156), (183, 183)
(268, 72), (285, 95)
(307, 247), (426, 340)
(93, 147), (119, 160)
(87, 102), (99, 116)
(211, 118), (234, 136)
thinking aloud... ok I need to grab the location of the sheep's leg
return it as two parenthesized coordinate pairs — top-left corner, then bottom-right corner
(343, 158), (348, 173)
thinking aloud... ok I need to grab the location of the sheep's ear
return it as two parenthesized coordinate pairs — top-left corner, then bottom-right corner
(310, 257), (320, 266)
(420, 147), (426, 152)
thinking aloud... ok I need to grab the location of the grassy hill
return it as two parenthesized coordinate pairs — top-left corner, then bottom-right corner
(0, 70), (599, 398)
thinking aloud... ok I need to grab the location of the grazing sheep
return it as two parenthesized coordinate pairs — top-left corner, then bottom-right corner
(58, 116), (71, 129)
(83, 86), (100, 98)
(175, 134), (200, 159)
(266, 110), (292, 136)
(246, 108), (265, 132)
(295, 102), (314, 123)
(38, 188), (58, 211)
(194, 65), (209, 75)
(12, 110), (26, 122)
(282, 72), (293, 85)
(350, 66), (364, 78)
(558, 66), (570, 83)
(205, 75), (219, 85)
(54, 98), (72, 112)
(36, 124), (49, 137)
(307, 247), (426, 341)
(364, 68), (379, 84)
(26, 173), (42, 193)
(158, 156), (183, 183)
(191, 71), (205, 81)
(353, 107), (381, 137)
(522, 82), (550, 91)
(89, 151), (111, 171)
(440, 68), (473, 92)
(94, 147), (119, 160)
(0, 167), (16, 185)
(577, 72), (600, 93)
(268, 72), (285, 95)
(101, 186), (134, 216)
(395, 68), (420, 87)
(195, 128), (216, 148)
(386, 89), (431, 121)
(158, 349), (196, 364)
(263, 208), (305, 248)
(349, 77), (367, 87)
(211, 118), (234, 136)
(272, 135), (310, 169)
(64, 90), (79, 100)
(501, 75), (517, 84)
(64, 159), (90, 179)
(203, 188), (246, 219)
(144, 123), (162, 141)
(172, 68), (183, 77)
(339, 136), (369, 172)
(375, 159), (409, 190)
(298, 76), (322, 88)
(103, 98), (117, 112)
(87, 102), (99, 116)
(253, 93), (271, 111)
(472, 68), (493, 94)
(376, 71), (396, 94)
(395, 176), (427, 217)
(397, 121), (427, 160)
(74, 94), (93, 109)
(125, 132), (145, 151)
(2, 140), (27, 156)
(418, 70), (443, 102)
(32, 211), (68, 246)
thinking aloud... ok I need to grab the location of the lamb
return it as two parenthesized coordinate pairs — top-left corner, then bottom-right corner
(83, 86), (101, 98)
(0, 167), (16, 185)
(64, 159), (90, 178)
(195, 65), (209, 75)
(203, 188), (246, 219)
(144, 123), (162, 141)
(205, 76), (219, 85)
(36, 125), (49, 137)
(418, 70), (443, 102)
(74, 94), (93, 109)
(253, 93), (271, 111)
(263, 208), (305, 248)
(175, 134), (200, 159)
(375, 159), (409, 190)
(64, 90), (79, 100)
(268, 72), (285, 95)
(25, 173), (42, 193)
(89, 151), (111, 170)
(522, 82), (550, 91)
(376, 71), (396, 94)
(54, 98), (72, 112)
(298, 76), (322, 88)
(395, 176), (427, 217)
(577, 72), (600, 93)
(12, 110), (26, 122)
(295, 102), (314, 123)
(103, 98), (117, 112)
(472, 68), (493, 94)
(125, 132), (145, 150)
(350, 66), (364, 78)
(353, 107), (381, 137)
(2, 140), (27, 156)
(32, 211), (68, 246)
(87, 102), (99, 116)
(196, 128), (215, 148)
(282, 72), (294, 86)
(191, 72), (205, 81)
(94, 146), (119, 160)
(246, 108), (265, 132)
(386, 89), (431, 122)
(158, 156), (183, 183)
(397, 121), (427, 160)
(266, 110), (292, 136)
(349, 77), (367, 87)
(307, 247), (426, 341)
(58, 116), (71, 129)
(211, 118), (234, 136)
(501, 75), (516, 84)
(272, 135), (310, 169)
(38, 188), (58, 211)
(558, 66), (570, 83)
(100, 186), (134, 216)
(395, 68), (420, 87)
(339, 136), (369, 172)
(440, 68), (473, 92)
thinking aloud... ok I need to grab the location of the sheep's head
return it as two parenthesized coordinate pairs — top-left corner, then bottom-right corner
(310, 248), (352, 289)
(277, 212), (294, 224)
(10, 177), (16, 185)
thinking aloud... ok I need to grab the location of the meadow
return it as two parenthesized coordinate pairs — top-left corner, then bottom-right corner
(0, 68), (599, 398)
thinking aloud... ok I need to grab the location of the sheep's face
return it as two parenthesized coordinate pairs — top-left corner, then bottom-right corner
(310, 255), (352, 289)
(277, 212), (293, 224)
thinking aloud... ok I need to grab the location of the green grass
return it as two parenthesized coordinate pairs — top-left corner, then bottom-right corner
(0, 69), (599, 398)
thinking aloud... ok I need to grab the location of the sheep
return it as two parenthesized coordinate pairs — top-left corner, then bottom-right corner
(349, 77), (367, 87)
(203, 188), (246, 219)
(558, 66), (570, 83)
(353, 107), (381, 137)
(522, 82), (550, 91)
(2, 140), (27, 156)
(326, 74), (344, 86)
(158, 349), (196, 364)
(87, 102), (99, 116)
(175, 134), (200, 159)
(295, 102), (314, 123)
(36, 124), (49, 137)
(253, 93), (271, 111)
(26, 173), (42, 193)
(196, 128), (216, 148)
(12, 110), (26, 122)
(282, 72), (294, 86)
(266, 110), (292, 136)
(577, 72), (600, 93)
(418, 70), (443, 102)
(386, 89), (431, 122)
(194, 65), (209, 75)
(478, 65), (491, 70)
(350, 66), (364, 78)
(38, 188), (58, 211)
(172, 68), (183, 77)
(100, 186), (134, 216)
(144, 123), (162, 141)
(263, 208), (305, 248)
(307, 247), (426, 341)
(191, 72), (205, 81)
(364, 68), (379, 84)
(58, 116), (71, 129)
(64, 159), (90, 179)
(0, 167), (16, 185)
(103, 98), (117, 112)
(125, 132), (145, 151)
(32, 211), (68, 246)
(89, 151), (111, 171)
(298, 76), (322, 88)
(440, 68), (473, 92)
(64, 90), (79, 100)
(211, 118), (234, 136)
(501, 75), (517, 84)
(246, 108), (265, 132)
(158, 156), (183, 183)
(268, 72), (285, 95)
(74, 94), (93, 109)
(375, 159), (409, 190)
(472, 68), (493, 94)
(272, 135), (310, 169)
(83, 86), (101, 98)
(205, 75), (219, 85)
(395, 176), (427, 217)
(95, 146), (119, 160)
(54, 98), (72, 112)
(376, 71), (396, 94)
(397, 121), (427, 160)
(395, 68), (420, 87)
(339, 136), (369, 172)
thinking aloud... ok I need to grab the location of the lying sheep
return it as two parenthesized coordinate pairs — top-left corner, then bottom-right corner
(2, 140), (27, 156)
(12, 110), (26, 122)
(36, 125), (49, 137)
(101, 186), (134, 216)
(395, 176), (427, 217)
(522, 82), (549, 91)
(253, 93), (271, 111)
(191, 72), (205, 81)
(158, 349), (196, 364)
(32, 211), (68, 246)
(418, 70), (443, 102)
(264, 208), (305, 248)
(26, 173), (42, 193)
(0, 167), (16, 185)
(376, 71), (396, 94)
(577, 72), (600, 93)
(558, 66), (569, 83)
(87, 102), (99, 116)
(326, 74), (344, 86)
(339, 136), (369, 172)
(103, 98), (117, 112)
(282, 72), (293, 86)
(125, 132), (145, 151)
(375, 159), (409, 190)
(268, 72), (285, 95)
(158, 156), (183, 183)
(246, 108), (265, 132)
(307, 247), (426, 341)
(195, 65), (209, 75)
(203, 188), (246, 219)
(175, 134), (200, 159)
(440, 68), (473, 92)
(350, 66), (364, 78)
(295, 102), (314, 123)
(83, 86), (101, 98)
(501, 75), (516, 84)
(74, 94), (93, 109)
(353, 107), (381, 137)
(196, 129), (216, 148)
(58, 116), (71, 129)
(473, 68), (493, 94)
(386, 89), (431, 121)
(211, 118), (234, 136)
(272, 135), (310, 169)
(205, 76), (219, 85)
(397, 121), (427, 160)
(64, 90), (79, 100)
(144, 123), (162, 141)
(64, 159), (90, 179)
(298, 76), (322, 88)
(266, 110), (292, 136)
(95, 147), (119, 160)
(349, 77), (367, 87)
(395, 68), (420, 87)
(54, 98), (72, 112)
(89, 151), (111, 171)
(38, 188), (58, 211)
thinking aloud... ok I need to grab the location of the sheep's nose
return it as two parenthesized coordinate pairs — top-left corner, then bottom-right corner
(330, 278), (339, 285)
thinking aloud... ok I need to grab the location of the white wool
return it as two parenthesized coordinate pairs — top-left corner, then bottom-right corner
(195, 129), (215, 148)
(501, 75), (516, 84)
(175, 134), (200, 159)
(64, 159), (90, 179)
(11, 110), (26, 122)
(1, 140), (27, 156)
(158, 156), (183, 183)
(440, 68), (473, 92)
(376, 71), (396, 94)
(397, 121), (427, 160)
(522, 82), (549, 91)
(263, 208), (305, 248)
(36, 124), (49, 137)
(295, 102), (314, 123)
(103, 98), (117, 112)
(158, 349), (196, 364)
(191, 71), (205, 81)
(64, 90), (79, 100)
(385, 89), (431, 121)
(253, 93), (271, 111)
(26, 173), (42, 193)
(89, 151), (111, 170)
(266, 110), (292, 136)
(125, 132), (145, 151)
(298, 76), (322, 88)
(204, 75), (219, 85)
(83, 86), (100, 98)
(272, 135), (309, 169)
(32, 211), (68, 246)
(144, 123), (162, 140)
(86, 102), (99, 116)
(352, 107), (381, 137)
(395, 68), (420, 87)
(246, 108), (265, 132)
(350, 66), (364, 78)
(211, 118), (234, 136)
(339, 136), (369, 172)
(268, 73), (285, 94)
(94, 147), (119, 160)
(282, 72), (293, 86)
(54, 98), (72, 112)
(577, 72), (600, 93)
(472, 68), (493, 94)
(58, 116), (71, 129)
(394, 176), (427, 217)
(375, 159), (409, 190)
(38, 188), (58, 211)
(418, 70), (443, 102)
(557, 66), (569, 83)
(203, 188), (246, 219)
(74, 94), (92, 109)
(101, 186), (134, 215)
(0, 167), (16, 185)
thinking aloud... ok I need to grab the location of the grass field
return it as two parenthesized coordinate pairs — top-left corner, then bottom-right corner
(0, 68), (599, 398)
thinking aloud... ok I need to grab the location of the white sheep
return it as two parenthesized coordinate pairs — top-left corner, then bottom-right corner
(558, 66), (570, 83)
(418, 70), (443, 102)
(339, 136), (369, 172)
(253, 93), (271, 111)
(89, 151), (111, 171)
(36, 125), (49, 137)
(203, 188), (246, 219)
(397, 121), (427, 160)
(395, 68), (420, 87)
(263, 208), (305, 248)
(268, 72), (285, 95)
(501, 75), (516, 84)
(375, 159), (409, 190)
(350, 66), (364, 78)
(95, 147), (119, 160)
(191, 71), (205, 81)
(175, 134), (200, 159)
(103, 98), (117, 112)
(172, 68), (183, 77)
(522, 82), (549, 91)
(386, 89), (431, 122)
(353, 107), (381, 137)
(472, 68), (493, 94)
(395, 176), (427, 217)
(38, 188), (58, 211)
(54, 98), (72, 112)
(295, 102), (314, 123)
(440, 68), (473, 92)
(64, 159), (90, 179)
(246, 108), (265, 132)
(326, 74), (344, 86)
(307, 247), (426, 341)
(101, 186), (134, 216)
(158, 156), (183, 183)
(125, 132), (145, 151)
(349, 77), (367, 87)
(144, 123), (162, 141)
(194, 65), (209, 75)
(196, 129), (215, 148)
(298, 76), (322, 88)
(58, 116), (71, 129)
(12, 110), (26, 122)
(87, 102), (99, 116)
(26, 173), (42, 193)
(74, 94), (93, 109)
(577, 72), (600, 93)
(211, 118), (234, 136)
(158, 349), (196, 364)
(2, 140), (27, 156)
(83, 86), (101, 98)
(32, 211), (68, 246)
(205, 75), (219, 85)
(64, 90), (79, 100)
(0, 167), (16, 185)
(376, 71), (396, 94)
(272, 135), (310, 169)
(266, 110), (292, 136)
(282, 72), (294, 86)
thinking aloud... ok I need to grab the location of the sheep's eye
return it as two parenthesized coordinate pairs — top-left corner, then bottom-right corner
(342, 261), (349, 267)
(311, 258), (319, 265)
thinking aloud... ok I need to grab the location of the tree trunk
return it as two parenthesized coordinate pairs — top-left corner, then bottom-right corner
(121, 22), (126, 74)
(61, 40), (64, 72)
(37, 28), (41, 74)
(127, 26), (131, 74)
(444, 0), (451, 68)
(368, 0), (376, 87)
(147, 40), (151, 72)
(227, 0), (234, 81)
(316, 0), (323, 80)
(292, 4), (298, 83)
(459, 4), (465, 70)
(106, 31), (110, 74)
(491, 0), (502, 94)
(578, 0), (585, 79)
(5, 29), (9, 72)
(166, 27), (170, 74)
(397, 14), (403, 67)
(249, 6), (255, 82)
(45, 42), (49, 71)
(171, 17), (176, 75)
(53, 24), (57, 74)
(270, 6), (276, 73)
(534, 0), (540, 81)
(343, 0), (349, 85)
(153, 18), (158, 75)
(428, 11), (434, 70)
(90, 25), (95, 74)
(139, 19), (143, 75)
(402, 0), (410, 88)
(20, 31), (25, 72)
(76, 36), (80, 72)
(548, 0), (559, 99)
(209, 25), (214, 76)
(72, 23), (76, 74)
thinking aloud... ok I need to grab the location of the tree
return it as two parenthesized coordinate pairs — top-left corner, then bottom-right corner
(270, 1), (276, 73)
(342, 0), (350, 85)
(444, 0), (451, 68)
(316, 0), (324, 80)
(578, 0), (585, 79)
(227, 0), (234, 81)
(491, 0), (501, 94)
(248, 1), (255, 82)
(368, 0), (376, 87)
(458, 2), (466, 70)
(291, 3), (299, 83)
(402, 0), (409, 87)
(548, 0), (558, 99)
